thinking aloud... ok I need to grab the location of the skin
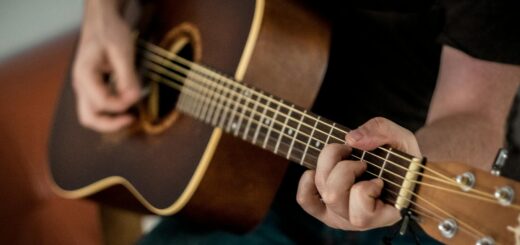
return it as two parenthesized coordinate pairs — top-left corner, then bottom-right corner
(75, 0), (520, 232)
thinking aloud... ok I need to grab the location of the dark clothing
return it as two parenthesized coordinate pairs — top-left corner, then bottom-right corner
(141, 0), (520, 244)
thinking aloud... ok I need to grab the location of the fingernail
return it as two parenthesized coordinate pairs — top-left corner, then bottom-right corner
(372, 178), (383, 187)
(347, 129), (363, 144)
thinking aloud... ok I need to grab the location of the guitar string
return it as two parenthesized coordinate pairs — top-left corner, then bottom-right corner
(144, 71), (487, 240)
(139, 50), (499, 202)
(138, 41), (472, 191)
(143, 66), (510, 210)
(137, 41), (414, 162)
(140, 55), (501, 202)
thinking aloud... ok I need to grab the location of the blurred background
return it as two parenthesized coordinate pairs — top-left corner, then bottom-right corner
(0, 0), (82, 61)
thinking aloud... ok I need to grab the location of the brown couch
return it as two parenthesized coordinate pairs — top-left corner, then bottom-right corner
(0, 31), (103, 245)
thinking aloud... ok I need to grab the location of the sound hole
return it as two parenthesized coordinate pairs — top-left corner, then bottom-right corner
(140, 23), (202, 134)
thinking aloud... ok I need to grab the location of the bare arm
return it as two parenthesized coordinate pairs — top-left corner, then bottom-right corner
(416, 46), (520, 170)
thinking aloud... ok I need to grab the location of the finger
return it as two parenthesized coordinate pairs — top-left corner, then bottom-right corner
(315, 143), (351, 192)
(73, 46), (136, 113)
(297, 170), (326, 219)
(349, 179), (401, 230)
(77, 94), (135, 133)
(321, 160), (366, 219)
(345, 117), (421, 156)
(105, 22), (141, 104)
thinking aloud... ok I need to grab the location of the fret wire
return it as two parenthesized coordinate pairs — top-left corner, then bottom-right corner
(275, 104), (294, 154)
(361, 150), (366, 162)
(301, 116), (320, 165)
(252, 92), (268, 145)
(233, 88), (249, 136)
(217, 78), (232, 128)
(210, 78), (224, 126)
(226, 83), (241, 132)
(379, 148), (392, 178)
(263, 96), (279, 148)
(193, 72), (209, 119)
(198, 71), (213, 121)
(186, 80), (199, 117)
(325, 122), (335, 144)
(242, 91), (260, 140)
(287, 110), (306, 163)
(203, 75), (220, 124)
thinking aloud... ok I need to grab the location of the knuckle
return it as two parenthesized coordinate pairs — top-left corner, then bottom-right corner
(350, 214), (370, 228)
(322, 191), (340, 205)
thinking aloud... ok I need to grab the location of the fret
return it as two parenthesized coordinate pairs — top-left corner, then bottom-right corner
(287, 110), (306, 163)
(183, 80), (197, 116)
(274, 104), (293, 154)
(325, 122), (335, 144)
(176, 82), (187, 112)
(217, 79), (233, 128)
(360, 150), (366, 162)
(212, 78), (225, 126)
(261, 96), (277, 148)
(193, 75), (210, 119)
(311, 120), (330, 150)
(379, 149), (391, 178)
(209, 78), (223, 126)
(204, 77), (220, 124)
(329, 126), (346, 144)
(242, 90), (260, 140)
(252, 93), (269, 145)
(199, 77), (215, 121)
(301, 116), (320, 165)
(226, 84), (241, 132)
(233, 89), (251, 136)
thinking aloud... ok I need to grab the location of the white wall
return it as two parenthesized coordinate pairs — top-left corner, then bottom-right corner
(0, 0), (82, 60)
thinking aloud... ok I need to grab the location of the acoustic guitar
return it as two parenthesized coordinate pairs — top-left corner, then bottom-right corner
(49, 0), (520, 244)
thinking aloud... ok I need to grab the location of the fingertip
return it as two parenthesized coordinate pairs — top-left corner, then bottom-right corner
(371, 178), (384, 187)
(346, 129), (363, 146)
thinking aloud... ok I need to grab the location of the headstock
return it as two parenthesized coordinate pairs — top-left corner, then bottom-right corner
(411, 160), (520, 244)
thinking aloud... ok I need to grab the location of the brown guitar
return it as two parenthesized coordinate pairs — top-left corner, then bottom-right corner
(49, 0), (520, 244)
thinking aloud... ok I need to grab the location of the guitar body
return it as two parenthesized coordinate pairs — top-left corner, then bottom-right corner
(50, 0), (330, 231)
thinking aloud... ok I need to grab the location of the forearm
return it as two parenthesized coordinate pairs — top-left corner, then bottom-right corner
(414, 45), (520, 171)
(415, 113), (504, 171)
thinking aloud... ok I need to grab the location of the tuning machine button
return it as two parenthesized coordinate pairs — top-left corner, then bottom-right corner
(494, 186), (514, 206)
(455, 172), (475, 192)
(438, 218), (458, 239)
(475, 236), (495, 245)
